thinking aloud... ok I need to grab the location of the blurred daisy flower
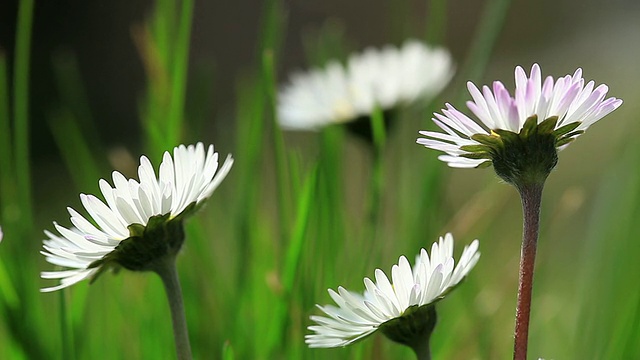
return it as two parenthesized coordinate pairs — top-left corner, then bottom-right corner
(306, 234), (479, 357)
(40, 143), (233, 292)
(417, 64), (622, 186)
(278, 40), (454, 138)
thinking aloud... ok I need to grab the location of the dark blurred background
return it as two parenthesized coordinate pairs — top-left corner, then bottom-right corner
(1, 0), (637, 158)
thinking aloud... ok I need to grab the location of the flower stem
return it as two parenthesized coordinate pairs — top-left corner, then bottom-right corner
(381, 305), (437, 360)
(410, 340), (432, 360)
(513, 183), (544, 360)
(366, 107), (386, 243)
(153, 256), (193, 360)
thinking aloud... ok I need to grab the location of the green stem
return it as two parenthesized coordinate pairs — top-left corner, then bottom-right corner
(13, 0), (35, 228)
(361, 108), (385, 268)
(513, 183), (544, 360)
(411, 341), (432, 360)
(153, 256), (193, 360)
(381, 305), (437, 360)
(366, 108), (386, 244)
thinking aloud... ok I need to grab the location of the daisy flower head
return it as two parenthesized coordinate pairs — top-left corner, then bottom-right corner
(278, 40), (454, 137)
(306, 233), (479, 351)
(40, 143), (233, 292)
(417, 64), (622, 186)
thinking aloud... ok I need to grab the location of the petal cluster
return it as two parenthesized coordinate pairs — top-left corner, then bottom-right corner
(278, 40), (454, 130)
(40, 143), (234, 292)
(306, 234), (480, 348)
(417, 63), (622, 168)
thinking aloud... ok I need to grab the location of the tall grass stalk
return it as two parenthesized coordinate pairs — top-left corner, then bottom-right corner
(48, 111), (102, 191)
(455, 0), (512, 102)
(0, 54), (15, 215)
(59, 290), (75, 360)
(265, 166), (317, 356)
(263, 50), (292, 244)
(166, 0), (194, 147)
(13, 0), (35, 229)
(0, 54), (18, 312)
(137, 0), (193, 155)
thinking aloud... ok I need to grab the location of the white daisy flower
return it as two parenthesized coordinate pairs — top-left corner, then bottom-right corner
(278, 40), (454, 131)
(417, 63), (622, 170)
(40, 143), (233, 292)
(306, 233), (479, 348)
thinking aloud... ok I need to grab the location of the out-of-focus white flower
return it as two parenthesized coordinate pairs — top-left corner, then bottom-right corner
(279, 40), (454, 130)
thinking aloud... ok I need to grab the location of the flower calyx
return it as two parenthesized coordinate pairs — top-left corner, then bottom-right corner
(378, 304), (437, 351)
(87, 202), (197, 282)
(460, 115), (583, 188)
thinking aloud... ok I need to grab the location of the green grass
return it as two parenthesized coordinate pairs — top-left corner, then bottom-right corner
(0, 0), (638, 359)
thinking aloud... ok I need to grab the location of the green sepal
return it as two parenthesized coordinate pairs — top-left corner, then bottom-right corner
(537, 116), (558, 134)
(492, 129), (520, 143)
(460, 152), (492, 160)
(173, 201), (200, 222)
(555, 137), (576, 148)
(127, 223), (146, 238)
(87, 202), (198, 283)
(379, 304), (437, 350)
(476, 161), (493, 168)
(552, 121), (581, 138)
(489, 120), (558, 187)
(559, 130), (584, 141)
(519, 115), (539, 138)
(471, 133), (503, 147)
(460, 144), (493, 153)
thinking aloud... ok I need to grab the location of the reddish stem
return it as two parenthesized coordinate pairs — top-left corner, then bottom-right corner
(513, 183), (543, 360)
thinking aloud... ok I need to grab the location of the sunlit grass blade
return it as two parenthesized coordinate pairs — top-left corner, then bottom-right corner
(0, 259), (18, 310)
(135, 0), (193, 156)
(222, 341), (236, 360)
(0, 57), (20, 317)
(263, 49), (292, 242)
(165, 0), (193, 147)
(317, 126), (346, 286)
(48, 110), (102, 192)
(265, 165), (317, 356)
(51, 51), (106, 158)
(59, 290), (75, 360)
